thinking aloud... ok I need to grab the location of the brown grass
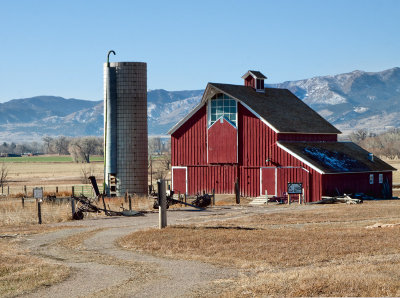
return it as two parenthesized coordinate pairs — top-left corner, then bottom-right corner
(119, 200), (400, 297)
(0, 235), (70, 297)
(0, 198), (72, 226)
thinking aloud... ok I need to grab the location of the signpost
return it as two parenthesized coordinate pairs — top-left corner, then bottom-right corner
(34, 187), (43, 224)
(287, 183), (302, 205)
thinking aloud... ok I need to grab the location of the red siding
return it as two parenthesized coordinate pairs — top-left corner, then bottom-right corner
(261, 168), (276, 196)
(239, 167), (260, 197)
(172, 168), (186, 194)
(244, 76), (255, 88)
(186, 165), (237, 195)
(171, 106), (207, 166)
(238, 103), (278, 167)
(278, 133), (337, 142)
(208, 118), (237, 164)
(322, 172), (392, 198)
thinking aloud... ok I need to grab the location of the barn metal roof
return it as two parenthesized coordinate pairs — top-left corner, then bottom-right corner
(208, 83), (341, 134)
(278, 141), (396, 174)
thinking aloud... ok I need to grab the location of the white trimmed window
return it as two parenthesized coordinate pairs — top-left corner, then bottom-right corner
(208, 93), (237, 127)
(369, 174), (374, 184)
(379, 174), (383, 184)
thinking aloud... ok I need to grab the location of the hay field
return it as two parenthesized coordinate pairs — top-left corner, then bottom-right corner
(119, 200), (400, 297)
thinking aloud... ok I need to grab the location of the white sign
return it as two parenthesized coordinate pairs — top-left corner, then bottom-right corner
(33, 188), (43, 199)
(288, 183), (302, 194)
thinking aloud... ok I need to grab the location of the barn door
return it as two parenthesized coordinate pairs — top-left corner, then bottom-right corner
(172, 167), (187, 195)
(260, 167), (276, 196)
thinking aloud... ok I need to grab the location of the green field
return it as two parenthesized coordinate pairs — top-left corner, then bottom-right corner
(0, 155), (103, 163)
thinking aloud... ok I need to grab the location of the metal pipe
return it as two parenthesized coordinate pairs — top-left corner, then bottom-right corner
(107, 50), (116, 67)
(104, 50), (116, 195)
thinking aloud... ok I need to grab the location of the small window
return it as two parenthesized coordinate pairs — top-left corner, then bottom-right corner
(369, 174), (374, 184)
(379, 174), (383, 184)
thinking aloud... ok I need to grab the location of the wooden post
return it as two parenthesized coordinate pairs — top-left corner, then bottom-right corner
(302, 188), (305, 204)
(288, 193), (291, 205)
(37, 200), (42, 224)
(235, 179), (240, 204)
(212, 188), (215, 206)
(184, 193), (187, 207)
(7, 185), (9, 196)
(24, 185), (27, 196)
(102, 194), (107, 213)
(21, 196), (25, 208)
(158, 180), (167, 229)
(1, 184), (3, 194)
(56, 186), (58, 194)
(124, 192), (128, 203)
(72, 186), (75, 197)
(71, 197), (76, 218)
(128, 195), (132, 211)
(265, 189), (269, 204)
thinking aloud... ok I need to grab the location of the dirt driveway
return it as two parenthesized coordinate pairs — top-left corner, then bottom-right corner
(17, 205), (300, 297)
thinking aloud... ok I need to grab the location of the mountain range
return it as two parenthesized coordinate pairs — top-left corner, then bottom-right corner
(0, 67), (399, 142)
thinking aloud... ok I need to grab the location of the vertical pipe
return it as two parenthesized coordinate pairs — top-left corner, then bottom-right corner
(158, 180), (167, 229)
(37, 200), (42, 224)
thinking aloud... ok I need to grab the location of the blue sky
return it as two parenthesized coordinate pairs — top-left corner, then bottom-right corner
(0, 0), (399, 102)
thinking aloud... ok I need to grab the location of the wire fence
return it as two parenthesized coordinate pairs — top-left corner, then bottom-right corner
(0, 184), (103, 198)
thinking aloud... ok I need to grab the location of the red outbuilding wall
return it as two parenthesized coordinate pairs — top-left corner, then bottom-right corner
(322, 172), (392, 198)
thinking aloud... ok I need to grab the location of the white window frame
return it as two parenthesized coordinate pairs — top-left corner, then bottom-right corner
(379, 173), (383, 184)
(369, 174), (374, 185)
(207, 93), (237, 128)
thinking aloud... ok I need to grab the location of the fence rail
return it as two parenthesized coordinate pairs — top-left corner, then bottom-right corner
(0, 184), (102, 198)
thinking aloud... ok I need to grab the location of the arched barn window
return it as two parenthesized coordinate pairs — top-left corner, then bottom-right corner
(208, 93), (237, 127)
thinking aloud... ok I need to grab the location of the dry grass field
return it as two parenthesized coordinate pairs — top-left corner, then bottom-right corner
(0, 157), (399, 296)
(119, 201), (400, 297)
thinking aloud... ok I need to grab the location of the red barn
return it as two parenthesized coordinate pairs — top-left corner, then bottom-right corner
(168, 71), (395, 202)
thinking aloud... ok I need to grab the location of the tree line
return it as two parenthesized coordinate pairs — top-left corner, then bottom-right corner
(0, 136), (103, 163)
(349, 128), (400, 159)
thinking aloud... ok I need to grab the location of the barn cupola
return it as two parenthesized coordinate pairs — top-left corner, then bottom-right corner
(242, 70), (267, 92)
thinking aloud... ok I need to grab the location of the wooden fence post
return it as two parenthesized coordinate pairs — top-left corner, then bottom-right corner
(7, 185), (9, 196)
(71, 197), (76, 219)
(212, 188), (215, 206)
(128, 195), (132, 211)
(158, 180), (167, 229)
(24, 185), (27, 196)
(235, 179), (240, 204)
(56, 186), (58, 194)
(37, 200), (42, 224)
(72, 186), (75, 197)
(184, 193), (187, 207)
(21, 196), (25, 208)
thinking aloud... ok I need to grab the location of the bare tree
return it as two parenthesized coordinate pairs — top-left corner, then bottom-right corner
(148, 137), (162, 155)
(69, 137), (98, 163)
(52, 136), (70, 155)
(80, 164), (95, 183)
(349, 129), (368, 143)
(42, 136), (53, 154)
(0, 162), (9, 189)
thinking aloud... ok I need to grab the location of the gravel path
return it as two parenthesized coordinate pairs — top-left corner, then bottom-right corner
(18, 205), (302, 297)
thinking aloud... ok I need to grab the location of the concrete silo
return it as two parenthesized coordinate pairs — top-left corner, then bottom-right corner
(104, 61), (148, 196)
